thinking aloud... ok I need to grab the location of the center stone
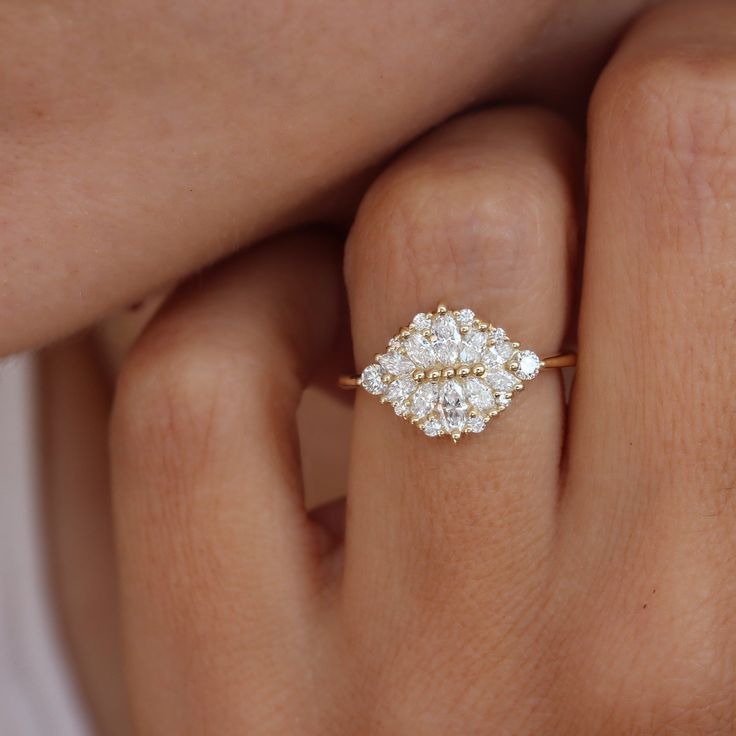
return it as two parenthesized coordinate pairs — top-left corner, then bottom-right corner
(438, 380), (467, 433)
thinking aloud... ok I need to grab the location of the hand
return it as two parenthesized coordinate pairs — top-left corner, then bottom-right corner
(1, 0), (655, 355)
(48, 1), (736, 732)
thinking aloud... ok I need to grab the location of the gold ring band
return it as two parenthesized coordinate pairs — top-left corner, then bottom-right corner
(340, 304), (576, 442)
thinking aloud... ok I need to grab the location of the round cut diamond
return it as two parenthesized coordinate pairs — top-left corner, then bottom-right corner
(378, 351), (415, 377)
(456, 308), (475, 328)
(421, 417), (443, 437)
(466, 415), (485, 433)
(515, 350), (541, 380)
(361, 364), (385, 395)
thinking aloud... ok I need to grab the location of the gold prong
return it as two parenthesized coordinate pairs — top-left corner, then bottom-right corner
(540, 360), (547, 369)
(374, 353), (382, 362)
(509, 362), (519, 371)
(379, 397), (389, 404)
(437, 304), (448, 315)
(512, 341), (520, 348)
(469, 410), (477, 418)
(400, 329), (411, 339)
(460, 325), (469, 335)
(412, 369), (425, 382)
(382, 375), (391, 384)
(478, 321), (489, 331)
(491, 410), (499, 417)
(443, 367), (456, 379)
(422, 329), (431, 338)
(473, 364), (485, 377)
(514, 384), (524, 392)
(457, 366), (470, 378)
(451, 431), (461, 443)
(428, 369), (441, 382)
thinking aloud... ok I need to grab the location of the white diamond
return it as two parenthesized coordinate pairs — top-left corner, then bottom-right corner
(410, 312), (431, 331)
(411, 382), (438, 419)
(432, 314), (461, 364)
(378, 351), (415, 376)
(456, 308), (475, 328)
(421, 417), (443, 437)
(489, 327), (507, 344)
(483, 339), (514, 365)
(388, 336), (402, 351)
(466, 415), (486, 433)
(361, 364), (385, 395)
(385, 376), (416, 403)
(464, 377), (495, 412)
(496, 392), (512, 409)
(515, 350), (541, 380)
(459, 330), (486, 363)
(405, 333), (436, 369)
(484, 366), (518, 392)
(438, 379), (467, 433)
(394, 400), (411, 417)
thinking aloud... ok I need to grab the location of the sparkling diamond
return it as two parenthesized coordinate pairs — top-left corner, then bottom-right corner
(489, 327), (507, 344)
(459, 329), (486, 363)
(388, 336), (402, 351)
(466, 415), (486, 433)
(421, 416), (443, 437)
(456, 308), (475, 328)
(484, 366), (518, 392)
(405, 333), (436, 369)
(438, 379), (467, 433)
(394, 400), (411, 417)
(432, 314), (461, 364)
(496, 392), (512, 409)
(386, 376), (416, 403)
(361, 364), (385, 395)
(464, 377), (495, 413)
(514, 350), (541, 380)
(378, 351), (415, 376)
(411, 382), (439, 419)
(483, 339), (515, 365)
(410, 312), (432, 331)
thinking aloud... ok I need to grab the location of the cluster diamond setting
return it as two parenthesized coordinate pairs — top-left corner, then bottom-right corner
(358, 304), (543, 441)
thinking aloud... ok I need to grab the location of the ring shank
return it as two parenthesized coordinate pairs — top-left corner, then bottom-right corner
(338, 352), (576, 389)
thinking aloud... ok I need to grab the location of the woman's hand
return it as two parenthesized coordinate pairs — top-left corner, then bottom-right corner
(50, 1), (736, 732)
(1, 0), (655, 356)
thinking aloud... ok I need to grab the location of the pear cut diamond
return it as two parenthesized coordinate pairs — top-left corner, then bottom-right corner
(362, 305), (542, 440)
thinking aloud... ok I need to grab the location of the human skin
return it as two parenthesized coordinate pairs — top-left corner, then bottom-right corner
(66, 0), (736, 732)
(0, 0), (657, 357)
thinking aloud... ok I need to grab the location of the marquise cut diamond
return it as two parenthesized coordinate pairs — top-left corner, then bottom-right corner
(360, 305), (541, 441)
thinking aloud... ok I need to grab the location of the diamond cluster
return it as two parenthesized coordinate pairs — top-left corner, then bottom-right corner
(359, 305), (541, 441)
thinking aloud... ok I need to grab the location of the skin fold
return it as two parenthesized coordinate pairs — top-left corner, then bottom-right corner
(32, 0), (736, 733)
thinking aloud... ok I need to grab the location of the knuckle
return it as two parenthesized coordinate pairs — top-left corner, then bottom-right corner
(593, 47), (736, 188)
(112, 326), (245, 478)
(345, 153), (558, 301)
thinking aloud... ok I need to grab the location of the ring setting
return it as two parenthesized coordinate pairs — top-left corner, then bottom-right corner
(340, 304), (575, 442)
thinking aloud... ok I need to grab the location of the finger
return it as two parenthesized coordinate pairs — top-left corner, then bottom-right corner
(565, 0), (736, 533)
(38, 337), (131, 735)
(111, 232), (341, 732)
(342, 110), (580, 627)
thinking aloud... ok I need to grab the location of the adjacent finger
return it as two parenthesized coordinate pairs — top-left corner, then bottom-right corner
(111, 232), (341, 732)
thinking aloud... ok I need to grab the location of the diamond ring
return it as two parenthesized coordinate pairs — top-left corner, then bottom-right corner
(339, 304), (576, 442)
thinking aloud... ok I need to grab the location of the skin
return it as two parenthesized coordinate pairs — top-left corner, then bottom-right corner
(0, 0), (657, 356)
(33, 0), (736, 732)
